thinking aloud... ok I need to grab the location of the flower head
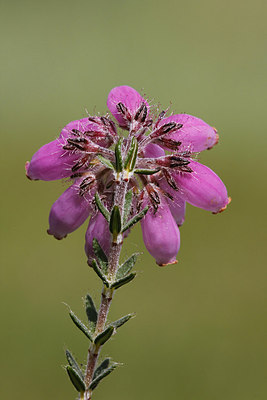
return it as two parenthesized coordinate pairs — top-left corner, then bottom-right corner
(26, 85), (230, 265)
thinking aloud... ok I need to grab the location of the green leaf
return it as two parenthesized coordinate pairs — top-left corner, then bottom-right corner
(66, 365), (86, 392)
(115, 138), (123, 173)
(66, 350), (84, 380)
(116, 253), (138, 280)
(91, 259), (109, 287)
(109, 205), (122, 239)
(111, 272), (136, 290)
(134, 168), (160, 175)
(92, 238), (108, 273)
(69, 310), (93, 341)
(122, 206), (149, 233)
(93, 358), (110, 380)
(89, 363), (118, 390)
(124, 137), (138, 171)
(85, 294), (98, 331)
(94, 325), (114, 346)
(97, 155), (115, 170)
(123, 189), (133, 225)
(95, 192), (110, 222)
(111, 313), (134, 329)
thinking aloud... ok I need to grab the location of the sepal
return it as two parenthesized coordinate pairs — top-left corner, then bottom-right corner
(97, 155), (115, 170)
(115, 138), (123, 173)
(95, 192), (110, 222)
(94, 325), (114, 346)
(109, 205), (122, 242)
(134, 168), (159, 175)
(124, 137), (138, 172)
(116, 253), (138, 279)
(66, 365), (86, 392)
(69, 310), (93, 341)
(85, 294), (98, 332)
(122, 206), (149, 232)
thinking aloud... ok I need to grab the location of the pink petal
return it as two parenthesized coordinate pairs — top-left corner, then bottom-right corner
(141, 197), (180, 266)
(158, 177), (186, 226)
(172, 160), (230, 213)
(107, 85), (150, 127)
(26, 138), (81, 181)
(143, 143), (165, 158)
(158, 114), (218, 152)
(47, 181), (95, 239)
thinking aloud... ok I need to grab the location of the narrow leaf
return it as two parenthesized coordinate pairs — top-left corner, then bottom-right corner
(97, 155), (115, 170)
(94, 325), (114, 346)
(91, 259), (109, 287)
(92, 238), (108, 273)
(89, 363), (118, 390)
(93, 358), (110, 380)
(69, 310), (93, 341)
(111, 272), (136, 290)
(115, 138), (123, 173)
(134, 168), (160, 175)
(116, 253), (138, 279)
(123, 190), (133, 225)
(109, 205), (122, 237)
(122, 206), (149, 233)
(85, 294), (98, 330)
(66, 365), (86, 392)
(66, 350), (84, 380)
(112, 313), (134, 329)
(95, 192), (110, 222)
(124, 137), (138, 171)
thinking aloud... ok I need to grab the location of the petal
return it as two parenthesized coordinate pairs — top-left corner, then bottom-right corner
(26, 138), (81, 181)
(143, 143), (165, 158)
(48, 181), (94, 239)
(85, 212), (111, 263)
(107, 85), (150, 127)
(141, 197), (180, 266)
(172, 160), (229, 213)
(158, 114), (218, 152)
(158, 178), (186, 226)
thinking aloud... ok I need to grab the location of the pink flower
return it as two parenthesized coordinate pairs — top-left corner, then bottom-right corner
(26, 85), (230, 266)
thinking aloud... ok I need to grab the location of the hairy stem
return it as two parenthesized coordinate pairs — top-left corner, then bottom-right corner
(83, 178), (128, 400)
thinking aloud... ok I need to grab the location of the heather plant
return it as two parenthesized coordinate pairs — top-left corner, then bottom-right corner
(26, 86), (230, 400)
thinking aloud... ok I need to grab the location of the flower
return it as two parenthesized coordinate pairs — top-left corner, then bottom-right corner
(26, 85), (230, 266)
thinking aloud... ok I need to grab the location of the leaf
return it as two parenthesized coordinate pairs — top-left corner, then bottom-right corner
(97, 155), (115, 170)
(124, 137), (138, 171)
(93, 358), (110, 380)
(92, 238), (108, 273)
(85, 294), (98, 330)
(115, 138), (123, 173)
(91, 259), (109, 287)
(109, 205), (122, 238)
(123, 189), (133, 225)
(94, 325), (114, 346)
(66, 365), (86, 392)
(111, 272), (136, 290)
(122, 206), (149, 233)
(116, 253), (138, 279)
(95, 192), (110, 222)
(69, 310), (93, 341)
(89, 363), (118, 390)
(134, 168), (160, 175)
(66, 350), (84, 380)
(111, 314), (134, 329)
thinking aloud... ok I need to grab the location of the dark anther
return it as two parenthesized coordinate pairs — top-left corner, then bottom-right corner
(88, 116), (98, 123)
(79, 176), (95, 196)
(71, 129), (81, 135)
(159, 137), (182, 150)
(67, 137), (88, 151)
(117, 102), (127, 115)
(163, 169), (178, 190)
(178, 165), (193, 173)
(161, 122), (177, 133)
(134, 102), (147, 123)
(71, 156), (89, 172)
(100, 116), (109, 126)
(149, 190), (160, 205)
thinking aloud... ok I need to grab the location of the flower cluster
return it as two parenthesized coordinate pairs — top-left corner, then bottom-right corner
(26, 86), (230, 266)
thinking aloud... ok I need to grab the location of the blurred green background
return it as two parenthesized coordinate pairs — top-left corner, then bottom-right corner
(1, 0), (266, 399)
